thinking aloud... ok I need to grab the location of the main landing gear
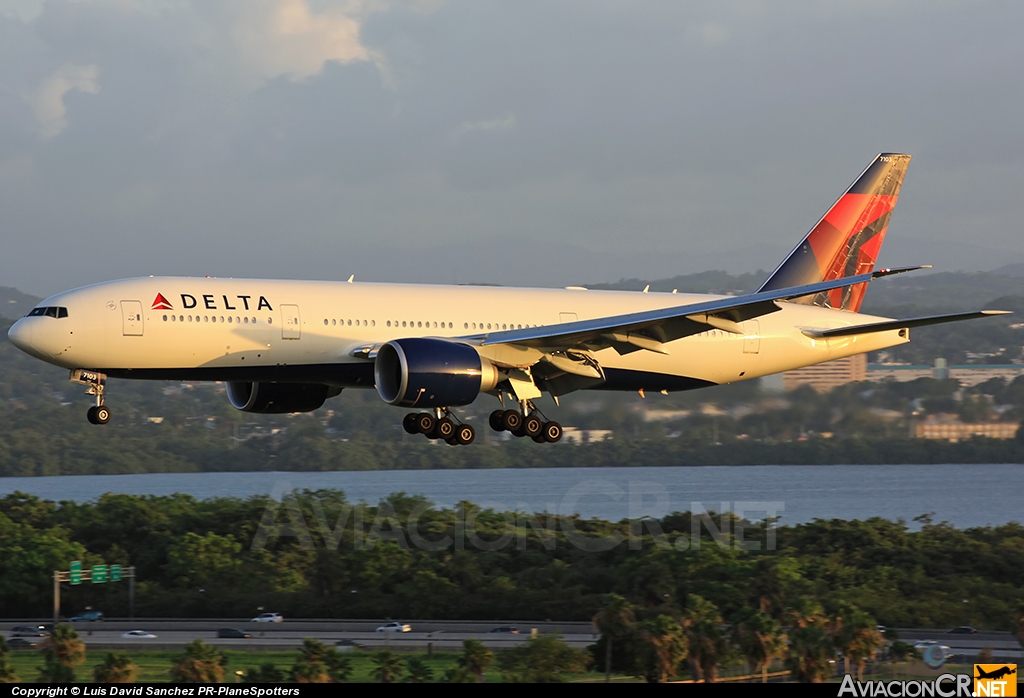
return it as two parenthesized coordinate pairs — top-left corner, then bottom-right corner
(403, 409), (476, 446)
(488, 401), (562, 443)
(71, 369), (111, 425)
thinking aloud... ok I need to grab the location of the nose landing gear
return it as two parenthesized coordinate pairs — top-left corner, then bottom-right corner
(71, 369), (111, 425)
(488, 400), (562, 443)
(403, 408), (475, 445)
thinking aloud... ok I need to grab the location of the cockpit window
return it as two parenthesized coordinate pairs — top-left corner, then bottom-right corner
(26, 306), (69, 318)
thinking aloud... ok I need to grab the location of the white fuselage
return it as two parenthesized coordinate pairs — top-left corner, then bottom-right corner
(8, 276), (908, 395)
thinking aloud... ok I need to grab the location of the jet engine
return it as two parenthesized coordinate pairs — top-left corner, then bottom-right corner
(226, 381), (339, 413)
(374, 338), (500, 407)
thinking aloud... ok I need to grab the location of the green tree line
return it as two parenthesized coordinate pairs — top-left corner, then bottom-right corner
(1, 490), (1021, 632)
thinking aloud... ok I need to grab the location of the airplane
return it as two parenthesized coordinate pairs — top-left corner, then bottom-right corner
(975, 666), (1016, 681)
(7, 153), (1010, 445)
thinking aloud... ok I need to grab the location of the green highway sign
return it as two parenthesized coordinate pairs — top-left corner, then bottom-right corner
(70, 561), (82, 586)
(111, 565), (122, 582)
(92, 565), (108, 583)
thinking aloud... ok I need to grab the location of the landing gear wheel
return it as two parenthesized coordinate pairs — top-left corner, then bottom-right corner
(445, 435), (460, 446)
(435, 418), (455, 440)
(542, 421), (562, 443)
(489, 410), (506, 432)
(532, 434), (546, 443)
(455, 424), (475, 445)
(403, 413), (420, 434)
(87, 405), (111, 425)
(501, 410), (522, 432)
(415, 413), (435, 434)
(522, 415), (542, 438)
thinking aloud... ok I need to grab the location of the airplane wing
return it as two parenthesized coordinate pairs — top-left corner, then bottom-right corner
(472, 267), (924, 355)
(802, 310), (1011, 339)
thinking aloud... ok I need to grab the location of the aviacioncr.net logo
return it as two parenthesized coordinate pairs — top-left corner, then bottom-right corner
(838, 673), (972, 697)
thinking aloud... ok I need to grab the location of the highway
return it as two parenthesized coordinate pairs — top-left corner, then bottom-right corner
(3, 620), (1020, 657)
(3, 619), (598, 651)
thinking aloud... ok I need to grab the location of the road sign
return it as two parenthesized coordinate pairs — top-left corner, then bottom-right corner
(70, 561), (82, 585)
(111, 565), (122, 582)
(92, 565), (108, 583)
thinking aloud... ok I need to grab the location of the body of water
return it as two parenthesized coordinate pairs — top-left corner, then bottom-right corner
(0, 464), (1020, 528)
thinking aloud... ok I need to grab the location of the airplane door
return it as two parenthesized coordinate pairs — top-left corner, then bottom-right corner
(743, 319), (760, 354)
(559, 312), (578, 324)
(281, 304), (301, 339)
(121, 301), (144, 336)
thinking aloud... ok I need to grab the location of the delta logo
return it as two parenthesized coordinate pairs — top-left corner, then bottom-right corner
(975, 664), (1017, 697)
(151, 293), (173, 310)
(151, 293), (274, 312)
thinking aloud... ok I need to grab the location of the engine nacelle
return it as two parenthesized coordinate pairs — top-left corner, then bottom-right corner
(226, 382), (337, 414)
(374, 338), (500, 407)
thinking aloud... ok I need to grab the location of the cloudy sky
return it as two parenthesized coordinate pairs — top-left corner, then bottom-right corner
(1, 0), (1022, 297)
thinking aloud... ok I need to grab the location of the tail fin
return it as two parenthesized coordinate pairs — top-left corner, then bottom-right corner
(758, 153), (911, 312)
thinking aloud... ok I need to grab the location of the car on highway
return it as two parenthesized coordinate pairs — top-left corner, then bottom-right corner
(10, 625), (49, 637)
(122, 630), (157, 639)
(6, 638), (40, 650)
(251, 613), (283, 623)
(947, 626), (978, 634)
(217, 628), (253, 638)
(489, 626), (520, 634)
(376, 622), (412, 633)
(69, 611), (104, 622)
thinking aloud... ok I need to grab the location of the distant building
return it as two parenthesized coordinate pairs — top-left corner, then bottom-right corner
(561, 427), (612, 445)
(783, 354), (867, 392)
(868, 361), (1024, 387)
(914, 418), (1019, 441)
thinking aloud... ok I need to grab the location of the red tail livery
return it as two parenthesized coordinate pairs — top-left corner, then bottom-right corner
(758, 153), (911, 312)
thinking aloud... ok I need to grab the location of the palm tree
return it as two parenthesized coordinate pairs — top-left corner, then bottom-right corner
(459, 639), (494, 683)
(785, 615), (834, 683)
(731, 610), (787, 683)
(170, 639), (226, 683)
(592, 593), (636, 683)
(681, 595), (732, 683)
(94, 652), (138, 683)
(292, 638), (351, 683)
(0, 638), (19, 683)
(843, 611), (885, 681)
(636, 615), (687, 683)
(404, 657), (433, 683)
(372, 650), (404, 683)
(39, 624), (86, 683)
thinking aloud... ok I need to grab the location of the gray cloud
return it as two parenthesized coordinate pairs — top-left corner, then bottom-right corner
(1, 0), (1022, 296)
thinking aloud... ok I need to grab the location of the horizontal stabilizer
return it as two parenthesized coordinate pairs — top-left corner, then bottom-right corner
(803, 310), (1011, 339)
(871, 265), (931, 279)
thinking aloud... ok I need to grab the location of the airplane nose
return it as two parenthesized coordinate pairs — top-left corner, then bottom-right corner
(7, 318), (33, 354)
